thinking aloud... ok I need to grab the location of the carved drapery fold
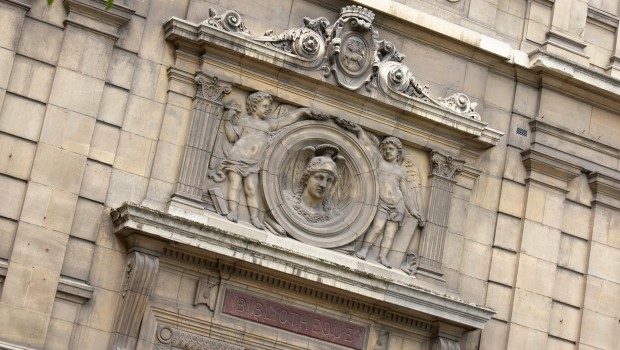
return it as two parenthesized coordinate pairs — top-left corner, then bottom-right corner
(417, 151), (464, 280)
(111, 251), (160, 350)
(171, 74), (231, 210)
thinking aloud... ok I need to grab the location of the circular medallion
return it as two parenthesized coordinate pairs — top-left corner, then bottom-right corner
(261, 121), (378, 248)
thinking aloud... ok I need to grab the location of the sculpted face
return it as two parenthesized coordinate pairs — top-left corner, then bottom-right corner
(305, 171), (335, 200)
(381, 143), (398, 162)
(255, 99), (271, 119)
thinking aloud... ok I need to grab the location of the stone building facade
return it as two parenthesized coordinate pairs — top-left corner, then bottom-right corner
(0, 0), (619, 349)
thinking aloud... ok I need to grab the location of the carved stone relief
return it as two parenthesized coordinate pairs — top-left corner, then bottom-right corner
(167, 4), (491, 279)
(178, 86), (438, 268)
(352, 125), (426, 268)
(325, 6), (379, 90)
(261, 119), (379, 248)
(208, 91), (327, 229)
(199, 5), (483, 121)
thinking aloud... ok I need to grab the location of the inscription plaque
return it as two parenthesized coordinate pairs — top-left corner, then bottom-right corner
(222, 289), (367, 350)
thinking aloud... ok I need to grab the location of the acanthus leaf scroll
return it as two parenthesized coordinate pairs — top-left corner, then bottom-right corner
(200, 5), (482, 120)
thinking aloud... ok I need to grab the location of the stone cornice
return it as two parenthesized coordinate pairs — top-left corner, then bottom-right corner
(56, 276), (94, 304)
(0, 0), (30, 12)
(160, 248), (437, 333)
(63, 0), (134, 40)
(529, 50), (620, 105)
(529, 120), (620, 178)
(521, 148), (582, 192)
(0, 259), (94, 304)
(111, 203), (495, 329)
(588, 172), (620, 210)
(587, 6), (619, 28)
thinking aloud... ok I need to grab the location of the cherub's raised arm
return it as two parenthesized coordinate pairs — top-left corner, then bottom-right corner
(349, 123), (380, 158)
(269, 107), (313, 130)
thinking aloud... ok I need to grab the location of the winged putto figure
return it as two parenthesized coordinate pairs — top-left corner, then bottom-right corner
(350, 123), (426, 268)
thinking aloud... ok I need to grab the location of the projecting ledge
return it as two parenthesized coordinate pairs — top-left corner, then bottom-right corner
(111, 202), (495, 330)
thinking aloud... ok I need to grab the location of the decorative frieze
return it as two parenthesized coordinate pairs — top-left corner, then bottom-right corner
(155, 326), (247, 350)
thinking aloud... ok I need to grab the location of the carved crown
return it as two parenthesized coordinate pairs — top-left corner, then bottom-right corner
(340, 5), (375, 23)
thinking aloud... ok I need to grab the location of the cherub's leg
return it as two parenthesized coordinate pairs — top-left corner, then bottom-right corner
(377, 221), (399, 268)
(355, 212), (387, 259)
(226, 172), (242, 222)
(244, 174), (264, 229)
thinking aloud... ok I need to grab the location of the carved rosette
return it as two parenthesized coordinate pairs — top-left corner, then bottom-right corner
(377, 61), (430, 100)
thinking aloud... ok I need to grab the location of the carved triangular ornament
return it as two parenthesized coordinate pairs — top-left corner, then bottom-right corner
(202, 5), (483, 121)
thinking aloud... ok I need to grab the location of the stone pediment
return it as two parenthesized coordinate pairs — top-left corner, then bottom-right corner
(164, 6), (503, 147)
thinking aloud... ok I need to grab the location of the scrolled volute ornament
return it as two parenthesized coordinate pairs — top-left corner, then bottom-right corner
(431, 337), (460, 350)
(439, 92), (481, 120)
(386, 63), (410, 92)
(202, 7), (250, 34)
(376, 61), (433, 102)
(378, 40), (405, 63)
(430, 151), (464, 180)
(254, 17), (330, 61)
(195, 5), (490, 126)
(195, 75), (232, 102)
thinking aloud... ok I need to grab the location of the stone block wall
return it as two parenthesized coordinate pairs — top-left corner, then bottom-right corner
(0, 0), (618, 349)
